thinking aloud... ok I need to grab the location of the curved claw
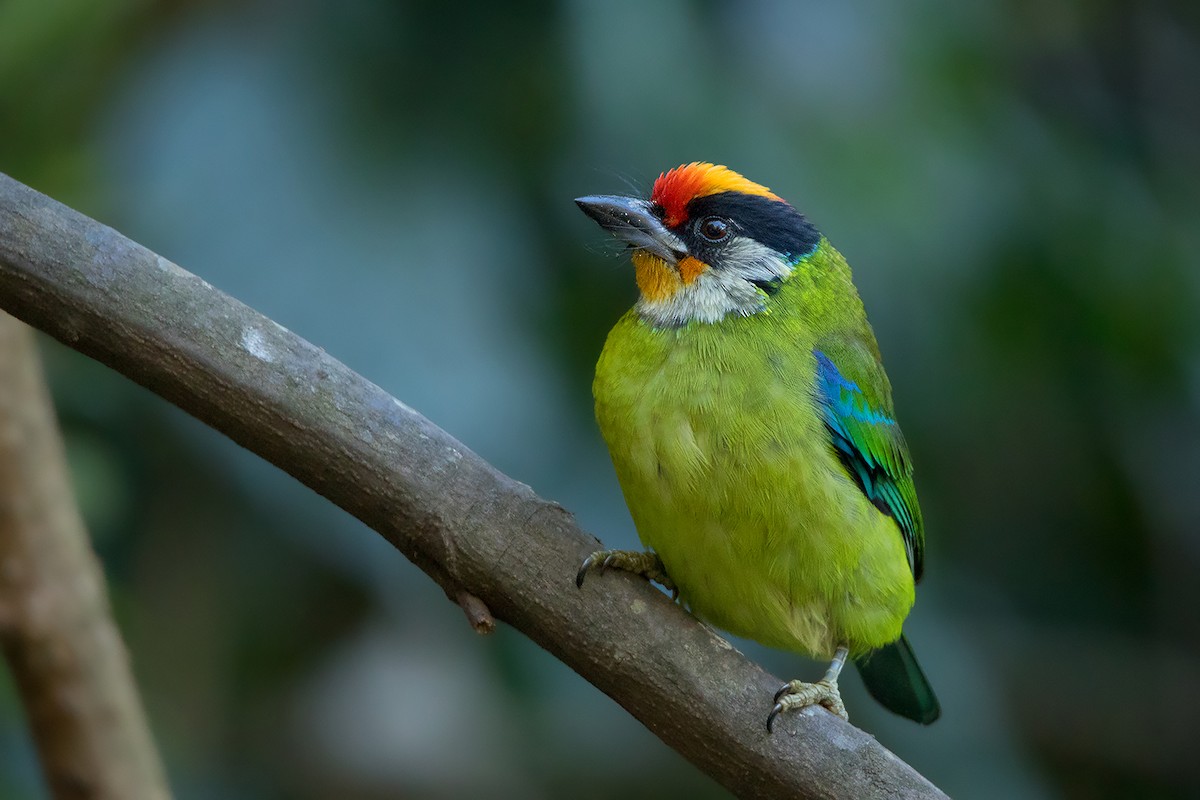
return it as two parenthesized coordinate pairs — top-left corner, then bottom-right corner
(575, 554), (600, 588)
(766, 702), (785, 733)
(773, 682), (794, 705)
(576, 549), (677, 599)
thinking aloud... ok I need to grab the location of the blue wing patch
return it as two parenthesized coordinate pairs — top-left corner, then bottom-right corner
(813, 350), (923, 580)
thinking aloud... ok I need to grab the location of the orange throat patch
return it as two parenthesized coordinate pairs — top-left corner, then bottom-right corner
(632, 251), (680, 303)
(631, 252), (711, 303)
(676, 256), (707, 285)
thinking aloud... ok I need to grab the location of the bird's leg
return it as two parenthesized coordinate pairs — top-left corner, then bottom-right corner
(576, 549), (677, 599)
(767, 645), (850, 732)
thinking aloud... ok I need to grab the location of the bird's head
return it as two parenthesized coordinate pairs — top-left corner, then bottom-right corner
(577, 162), (821, 326)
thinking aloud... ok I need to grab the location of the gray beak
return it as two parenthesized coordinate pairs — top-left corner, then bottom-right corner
(575, 195), (687, 265)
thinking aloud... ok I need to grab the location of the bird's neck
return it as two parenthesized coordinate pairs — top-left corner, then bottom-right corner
(633, 239), (855, 329)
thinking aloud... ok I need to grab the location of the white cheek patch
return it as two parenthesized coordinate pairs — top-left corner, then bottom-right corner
(635, 239), (795, 327)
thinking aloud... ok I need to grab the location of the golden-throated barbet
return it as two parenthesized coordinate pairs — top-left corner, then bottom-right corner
(575, 162), (939, 728)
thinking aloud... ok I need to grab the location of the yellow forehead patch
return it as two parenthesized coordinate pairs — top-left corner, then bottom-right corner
(651, 162), (781, 227)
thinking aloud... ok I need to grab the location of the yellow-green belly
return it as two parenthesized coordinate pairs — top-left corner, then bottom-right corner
(594, 311), (914, 658)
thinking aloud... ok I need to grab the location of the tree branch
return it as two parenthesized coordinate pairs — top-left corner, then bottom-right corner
(0, 172), (947, 800)
(0, 311), (172, 799)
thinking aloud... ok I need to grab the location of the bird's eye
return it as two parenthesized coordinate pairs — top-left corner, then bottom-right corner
(698, 216), (731, 242)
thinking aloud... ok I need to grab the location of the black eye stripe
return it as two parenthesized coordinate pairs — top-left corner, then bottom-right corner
(685, 191), (821, 259)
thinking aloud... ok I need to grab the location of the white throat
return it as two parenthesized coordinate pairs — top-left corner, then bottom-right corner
(635, 240), (796, 327)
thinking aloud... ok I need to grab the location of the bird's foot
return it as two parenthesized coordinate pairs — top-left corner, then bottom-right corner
(767, 679), (847, 731)
(575, 549), (677, 599)
(767, 645), (851, 732)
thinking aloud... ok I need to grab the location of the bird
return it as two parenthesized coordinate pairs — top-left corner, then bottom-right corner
(574, 162), (939, 729)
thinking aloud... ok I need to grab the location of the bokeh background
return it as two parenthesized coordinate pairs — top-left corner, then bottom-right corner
(3, 1), (1199, 798)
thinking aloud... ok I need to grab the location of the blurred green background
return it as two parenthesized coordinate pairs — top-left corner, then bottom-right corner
(2, 0), (1199, 798)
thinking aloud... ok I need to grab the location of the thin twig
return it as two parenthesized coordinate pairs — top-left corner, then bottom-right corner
(455, 589), (496, 635)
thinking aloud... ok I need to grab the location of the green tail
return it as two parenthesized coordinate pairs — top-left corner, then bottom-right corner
(854, 634), (940, 724)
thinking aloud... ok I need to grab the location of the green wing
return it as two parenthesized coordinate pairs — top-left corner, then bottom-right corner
(812, 341), (924, 581)
(812, 334), (937, 723)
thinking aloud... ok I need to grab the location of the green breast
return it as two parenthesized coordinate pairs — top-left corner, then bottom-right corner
(593, 282), (914, 657)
